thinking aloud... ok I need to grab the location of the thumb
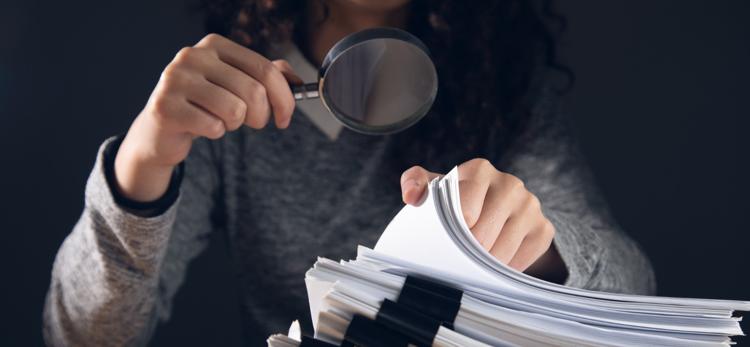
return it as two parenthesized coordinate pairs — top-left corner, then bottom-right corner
(400, 166), (441, 205)
(272, 59), (304, 85)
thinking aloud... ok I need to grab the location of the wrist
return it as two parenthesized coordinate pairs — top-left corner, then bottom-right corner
(114, 136), (176, 202)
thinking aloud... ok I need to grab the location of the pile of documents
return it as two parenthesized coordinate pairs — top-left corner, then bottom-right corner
(269, 168), (749, 346)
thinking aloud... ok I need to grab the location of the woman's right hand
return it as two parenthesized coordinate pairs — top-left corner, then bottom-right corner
(114, 34), (300, 202)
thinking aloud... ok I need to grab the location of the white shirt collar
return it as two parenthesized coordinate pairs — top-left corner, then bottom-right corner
(268, 41), (344, 141)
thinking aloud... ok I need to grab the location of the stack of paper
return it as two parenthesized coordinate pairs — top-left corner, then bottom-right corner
(269, 168), (749, 347)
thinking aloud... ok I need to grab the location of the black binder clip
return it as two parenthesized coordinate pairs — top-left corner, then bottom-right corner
(301, 276), (464, 347)
(342, 314), (411, 347)
(343, 301), (445, 347)
(375, 299), (443, 347)
(298, 316), (410, 347)
(299, 335), (339, 347)
(396, 275), (463, 329)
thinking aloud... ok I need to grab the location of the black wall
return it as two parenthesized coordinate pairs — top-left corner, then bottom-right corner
(2, 1), (748, 345)
(560, 1), (750, 300)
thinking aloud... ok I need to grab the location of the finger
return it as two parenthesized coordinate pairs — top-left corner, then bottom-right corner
(199, 59), (272, 129)
(163, 98), (226, 139)
(459, 179), (490, 230)
(272, 59), (304, 85)
(184, 77), (247, 131)
(400, 166), (440, 205)
(196, 34), (295, 128)
(489, 193), (544, 265)
(240, 80), (272, 129)
(488, 215), (528, 264)
(456, 159), (496, 228)
(507, 222), (555, 272)
(468, 185), (512, 249)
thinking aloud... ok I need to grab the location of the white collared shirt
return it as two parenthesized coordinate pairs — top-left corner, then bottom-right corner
(269, 41), (344, 141)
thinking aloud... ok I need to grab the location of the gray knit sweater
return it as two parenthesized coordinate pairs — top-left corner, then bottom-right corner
(43, 87), (655, 346)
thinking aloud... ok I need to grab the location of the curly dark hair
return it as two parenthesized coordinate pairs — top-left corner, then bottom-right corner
(200, 0), (570, 161)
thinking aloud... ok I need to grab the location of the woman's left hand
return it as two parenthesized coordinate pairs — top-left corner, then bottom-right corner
(400, 159), (560, 274)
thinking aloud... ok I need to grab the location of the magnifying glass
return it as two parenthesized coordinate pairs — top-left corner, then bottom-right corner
(291, 27), (438, 135)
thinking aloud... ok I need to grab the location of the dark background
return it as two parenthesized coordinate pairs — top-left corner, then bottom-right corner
(1, 1), (748, 345)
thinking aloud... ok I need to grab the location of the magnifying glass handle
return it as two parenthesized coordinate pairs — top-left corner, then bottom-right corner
(292, 82), (320, 101)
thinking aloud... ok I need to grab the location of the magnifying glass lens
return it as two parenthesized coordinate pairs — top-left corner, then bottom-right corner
(321, 37), (438, 134)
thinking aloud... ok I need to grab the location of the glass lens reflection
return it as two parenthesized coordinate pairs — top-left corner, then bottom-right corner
(322, 38), (437, 129)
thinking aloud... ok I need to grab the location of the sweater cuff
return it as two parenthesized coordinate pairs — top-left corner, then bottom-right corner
(102, 136), (184, 218)
(545, 209), (601, 289)
(82, 137), (182, 261)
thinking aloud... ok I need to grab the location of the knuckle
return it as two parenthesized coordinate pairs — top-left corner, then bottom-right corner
(505, 173), (525, 190)
(470, 158), (493, 170)
(528, 194), (541, 210)
(227, 102), (247, 130)
(204, 33), (221, 41)
(249, 84), (268, 104)
(206, 119), (226, 139)
(224, 121), (241, 132)
(172, 47), (196, 65)
(542, 220), (556, 239)
(258, 60), (278, 81)
(150, 96), (172, 121)
(274, 59), (290, 68)
(245, 114), (268, 129)
(235, 100), (248, 119)
(200, 33), (223, 46)
(244, 104), (269, 129)
(160, 66), (187, 89)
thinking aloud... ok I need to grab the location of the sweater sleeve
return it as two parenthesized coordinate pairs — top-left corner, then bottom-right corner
(43, 136), (222, 346)
(495, 90), (656, 295)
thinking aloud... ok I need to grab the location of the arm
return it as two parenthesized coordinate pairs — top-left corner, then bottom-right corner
(497, 89), (656, 294)
(43, 33), (301, 346)
(400, 88), (655, 295)
(43, 136), (220, 346)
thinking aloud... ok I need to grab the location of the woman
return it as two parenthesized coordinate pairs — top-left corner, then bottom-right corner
(44, 0), (655, 345)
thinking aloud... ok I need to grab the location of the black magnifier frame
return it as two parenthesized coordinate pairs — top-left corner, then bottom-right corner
(291, 27), (438, 135)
